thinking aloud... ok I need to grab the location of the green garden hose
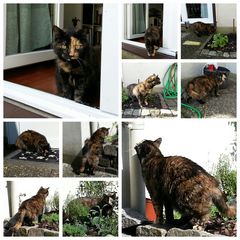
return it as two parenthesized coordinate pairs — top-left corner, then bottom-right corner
(181, 103), (202, 118)
(163, 63), (177, 99)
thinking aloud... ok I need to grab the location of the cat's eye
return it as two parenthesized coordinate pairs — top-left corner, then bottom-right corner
(75, 44), (83, 49)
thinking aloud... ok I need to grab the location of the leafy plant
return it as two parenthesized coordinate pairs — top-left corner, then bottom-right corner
(41, 213), (59, 223)
(65, 200), (89, 223)
(208, 33), (229, 48)
(122, 88), (129, 104)
(63, 223), (87, 236)
(214, 154), (236, 197)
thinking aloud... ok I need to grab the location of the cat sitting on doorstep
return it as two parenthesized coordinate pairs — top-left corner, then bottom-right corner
(52, 25), (100, 107)
(135, 138), (235, 230)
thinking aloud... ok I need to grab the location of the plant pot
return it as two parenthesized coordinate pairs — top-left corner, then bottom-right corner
(145, 198), (156, 222)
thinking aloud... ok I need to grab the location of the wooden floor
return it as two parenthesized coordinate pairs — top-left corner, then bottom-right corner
(4, 60), (57, 94)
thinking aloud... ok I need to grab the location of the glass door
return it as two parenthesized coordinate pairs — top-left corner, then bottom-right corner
(181, 3), (214, 24)
(4, 4), (61, 69)
(126, 4), (149, 39)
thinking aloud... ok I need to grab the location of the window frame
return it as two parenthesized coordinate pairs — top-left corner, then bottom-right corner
(3, 3), (119, 118)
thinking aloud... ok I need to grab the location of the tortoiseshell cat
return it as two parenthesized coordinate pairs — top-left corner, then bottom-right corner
(16, 130), (51, 156)
(135, 138), (235, 229)
(72, 127), (109, 175)
(127, 74), (161, 108)
(144, 26), (161, 57)
(186, 21), (216, 37)
(185, 73), (227, 104)
(4, 187), (49, 236)
(52, 25), (100, 106)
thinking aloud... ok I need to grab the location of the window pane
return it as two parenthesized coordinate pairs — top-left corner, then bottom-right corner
(132, 4), (146, 34)
(6, 4), (54, 55)
(186, 4), (208, 19)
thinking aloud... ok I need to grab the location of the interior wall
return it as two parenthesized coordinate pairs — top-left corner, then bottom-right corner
(63, 4), (83, 30)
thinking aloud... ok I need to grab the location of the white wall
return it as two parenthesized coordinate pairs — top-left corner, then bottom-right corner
(216, 4), (236, 28)
(122, 62), (176, 88)
(181, 62), (236, 79)
(5, 122), (59, 148)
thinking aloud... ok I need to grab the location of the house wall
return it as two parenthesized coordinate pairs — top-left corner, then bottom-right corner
(122, 62), (176, 91)
(216, 4), (236, 29)
(181, 62), (236, 80)
(4, 122), (59, 148)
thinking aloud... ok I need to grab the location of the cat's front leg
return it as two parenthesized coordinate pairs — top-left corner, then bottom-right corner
(164, 202), (174, 224)
(152, 200), (164, 224)
(74, 89), (84, 103)
(214, 86), (220, 97)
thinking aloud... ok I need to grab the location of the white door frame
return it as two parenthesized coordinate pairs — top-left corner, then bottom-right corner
(181, 3), (214, 24)
(4, 3), (119, 117)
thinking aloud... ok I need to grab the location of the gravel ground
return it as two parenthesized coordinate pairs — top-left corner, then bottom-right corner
(4, 159), (59, 177)
(181, 75), (236, 118)
(63, 163), (117, 177)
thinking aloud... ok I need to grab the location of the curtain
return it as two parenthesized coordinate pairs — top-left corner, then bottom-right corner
(6, 4), (53, 55)
(132, 4), (146, 34)
(200, 4), (208, 18)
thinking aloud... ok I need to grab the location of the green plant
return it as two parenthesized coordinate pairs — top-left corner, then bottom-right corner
(208, 33), (229, 48)
(41, 213), (59, 223)
(66, 200), (89, 223)
(122, 88), (129, 104)
(214, 154), (236, 197)
(63, 223), (87, 236)
(90, 214), (118, 236)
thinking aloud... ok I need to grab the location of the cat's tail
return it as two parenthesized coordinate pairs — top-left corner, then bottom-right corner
(212, 188), (236, 218)
(4, 210), (26, 236)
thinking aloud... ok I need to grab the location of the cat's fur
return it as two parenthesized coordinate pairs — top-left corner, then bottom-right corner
(72, 127), (109, 175)
(127, 74), (161, 108)
(4, 187), (49, 236)
(16, 130), (50, 156)
(144, 26), (161, 56)
(185, 73), (227, 104)
(52, 25), (100, 106)
(135, 138), (235, 229)
(186, 21), (216, 37)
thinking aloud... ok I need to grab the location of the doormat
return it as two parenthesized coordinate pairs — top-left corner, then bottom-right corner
(11, 149), (59, 162)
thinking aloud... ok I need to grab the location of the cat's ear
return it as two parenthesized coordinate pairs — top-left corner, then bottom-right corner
(52, 25), (66, 38)
(154, 138), (162, 147)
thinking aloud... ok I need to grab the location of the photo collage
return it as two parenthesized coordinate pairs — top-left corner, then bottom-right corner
(1, 0), (238, 238)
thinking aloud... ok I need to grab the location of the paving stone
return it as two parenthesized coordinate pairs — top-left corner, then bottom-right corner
(136, 224), (167, 236)
(149, 109), (160, 117)
(223, 52), (230, 58)
(133, 109), (141, 117)
(123, 109), (134, 116)
(141, 108), (150, 116)
(230, 52), (236, 58)
(200, 49), (209, 55)
(208, 51), (217, 56)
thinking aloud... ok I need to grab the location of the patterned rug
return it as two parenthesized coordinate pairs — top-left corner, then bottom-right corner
(11, 149), (59, 162)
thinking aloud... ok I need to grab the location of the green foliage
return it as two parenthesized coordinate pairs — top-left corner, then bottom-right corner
(173, 211), (181, 220)
(41, 213), (59, 223)
(66, 200), (89, 223)
(122, 88), (129, 104)
(214, 154), (236, 197)
(90, 214), (118, 236)
(208, 33), (229, 48)
(63, 223), (87, 236)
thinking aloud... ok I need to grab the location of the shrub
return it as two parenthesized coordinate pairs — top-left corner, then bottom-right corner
(41, 213), (59, 223)
(208, 33), (229, 48)
(122, 88), (129, 104)
(63, 223), (87, 236)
